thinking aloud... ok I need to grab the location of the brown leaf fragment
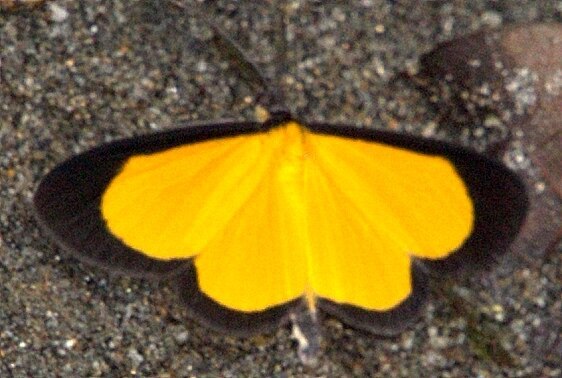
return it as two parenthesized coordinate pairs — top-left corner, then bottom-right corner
(416, 23), (562, 262)
(500, 24), (562, 199)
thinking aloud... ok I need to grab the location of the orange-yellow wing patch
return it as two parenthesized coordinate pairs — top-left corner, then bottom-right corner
(101, 121), (473, 313)
(102, 131), (272, 259)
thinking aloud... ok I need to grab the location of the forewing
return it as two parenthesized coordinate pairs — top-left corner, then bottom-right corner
(34, 121), (265, 277)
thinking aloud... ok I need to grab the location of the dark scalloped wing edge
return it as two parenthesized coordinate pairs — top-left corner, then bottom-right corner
(173, 262), (299, 337)
(318, 260), (428, 336)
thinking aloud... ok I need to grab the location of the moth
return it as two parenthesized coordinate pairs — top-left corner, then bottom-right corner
(33, 7), (528, 341)
(34, 109), (528, 337)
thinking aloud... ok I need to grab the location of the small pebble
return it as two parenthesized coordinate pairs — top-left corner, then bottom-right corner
(48, 3), (69, 22)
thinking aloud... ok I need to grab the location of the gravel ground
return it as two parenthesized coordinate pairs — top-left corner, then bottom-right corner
(1, 1), (561, 377)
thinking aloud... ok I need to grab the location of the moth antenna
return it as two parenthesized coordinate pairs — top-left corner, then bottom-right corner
(169, 0), (290, 117)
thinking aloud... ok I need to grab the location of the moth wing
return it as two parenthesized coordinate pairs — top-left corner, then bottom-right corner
(35, 121), (310, 335)
(34, 121), (264, 277)
(303, 124), (527, 334)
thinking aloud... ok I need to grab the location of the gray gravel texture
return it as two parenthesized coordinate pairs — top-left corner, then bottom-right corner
(1, 0), (561, 377)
